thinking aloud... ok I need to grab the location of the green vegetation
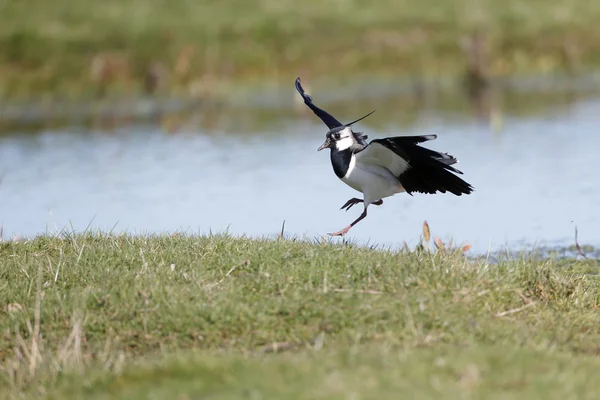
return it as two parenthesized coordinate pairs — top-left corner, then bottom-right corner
(1, 0), (600, 98)
(1, 233), (599, 398)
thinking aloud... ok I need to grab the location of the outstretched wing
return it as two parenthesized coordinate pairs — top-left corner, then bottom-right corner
(370, 135), (462, 173)
(356, 135), (473, 196)
(295, 77), (343, 129)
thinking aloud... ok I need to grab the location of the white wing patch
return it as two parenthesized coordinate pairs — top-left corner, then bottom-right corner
(355, 142), (410, 176)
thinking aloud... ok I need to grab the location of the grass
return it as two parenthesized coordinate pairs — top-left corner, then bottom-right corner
(2, 0), (600, 98)
(1, 232), (599, 399)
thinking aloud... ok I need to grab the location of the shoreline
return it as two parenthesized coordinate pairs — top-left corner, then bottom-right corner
(2, 71), (600, 134)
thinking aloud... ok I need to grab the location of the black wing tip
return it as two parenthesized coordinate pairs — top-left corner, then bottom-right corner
(295, 76), (312, 103)
(295, 77), (304, 94)
(294, 76), (343, 129)
(455, 183), (475, 196)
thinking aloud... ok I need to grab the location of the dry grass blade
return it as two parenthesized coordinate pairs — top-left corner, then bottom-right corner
(29, 263), (43, 377)
(259, 332), (327, 354)
(57, 311), (84, 366)
(278, 220), (286, 240)
(333, 288), (383, 294)
(204, 260), (248, 289)
(574, 226), (588, 259)
(259, 341), (299, 354)
(6, 303), (24, 313)
(495, 302), (537, 317)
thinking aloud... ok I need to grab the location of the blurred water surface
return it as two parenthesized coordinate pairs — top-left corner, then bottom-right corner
(0, 83), (598, 254)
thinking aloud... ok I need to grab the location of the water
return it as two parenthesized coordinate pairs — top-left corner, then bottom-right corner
(1, 87), (599, 254)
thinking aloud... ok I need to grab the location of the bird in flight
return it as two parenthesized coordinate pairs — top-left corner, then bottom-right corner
(295, 77), (474, 236)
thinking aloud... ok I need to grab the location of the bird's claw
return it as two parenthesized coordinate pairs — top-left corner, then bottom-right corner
(340, 198), (363, 212)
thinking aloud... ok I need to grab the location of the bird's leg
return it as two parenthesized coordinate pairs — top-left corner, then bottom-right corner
(340, 198), (383, 211)
(328, 208), (368, 237)
(340, 198), (363, 211)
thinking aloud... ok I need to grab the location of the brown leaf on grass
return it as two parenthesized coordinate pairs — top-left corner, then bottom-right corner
(462, 243), (472, 253)
(434, 237), (445, 252)
(422, 221), (431, 243)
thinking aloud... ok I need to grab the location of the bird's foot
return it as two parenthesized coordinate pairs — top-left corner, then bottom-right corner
(340, 198), (363, 211)
(328, 226), (352, 237)
(372, 199), (383, 206)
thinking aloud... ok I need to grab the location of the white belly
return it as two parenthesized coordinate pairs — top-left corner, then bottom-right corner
(340, 157), (405, 204)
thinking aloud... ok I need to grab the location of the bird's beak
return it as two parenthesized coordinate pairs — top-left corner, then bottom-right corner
(317, 139), (330, 151)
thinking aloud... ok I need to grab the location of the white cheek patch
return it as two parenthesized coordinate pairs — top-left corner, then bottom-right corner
(335, 136), (354, 151)
(334, 127), (355, 151)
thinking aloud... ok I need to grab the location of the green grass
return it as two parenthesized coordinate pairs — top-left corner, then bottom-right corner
(1, 0), (600, 98)
(1, 233), (599, 399)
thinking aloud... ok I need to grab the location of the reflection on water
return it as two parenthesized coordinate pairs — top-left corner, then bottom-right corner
(0, 87), (599, 254)
(3, 72), (600, 135)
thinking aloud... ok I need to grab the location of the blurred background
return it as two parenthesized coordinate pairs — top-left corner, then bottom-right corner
(0, 0), (598, 254)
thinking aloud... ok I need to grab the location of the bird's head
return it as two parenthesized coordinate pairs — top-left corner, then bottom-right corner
(317, 110), (375, 152)
(318, 126), (361, 151)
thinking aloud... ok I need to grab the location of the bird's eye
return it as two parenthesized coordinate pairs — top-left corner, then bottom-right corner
(333, 133), (340, 140)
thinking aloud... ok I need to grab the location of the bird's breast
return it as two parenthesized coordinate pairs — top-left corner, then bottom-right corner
(341, 157), (405, 199)
(340, 155), (362, 192)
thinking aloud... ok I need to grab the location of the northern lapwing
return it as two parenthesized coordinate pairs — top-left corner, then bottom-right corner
(295, 77), (474, 236)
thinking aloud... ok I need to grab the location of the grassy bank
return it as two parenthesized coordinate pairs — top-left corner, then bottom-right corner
(1, 0), (600, 99)
(1, 233), (599, 398)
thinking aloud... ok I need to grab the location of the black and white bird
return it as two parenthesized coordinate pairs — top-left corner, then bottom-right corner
(295, 77), (474, 236)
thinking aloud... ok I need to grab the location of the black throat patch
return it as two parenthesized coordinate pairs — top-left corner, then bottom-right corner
(330, 148), (353, 178)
